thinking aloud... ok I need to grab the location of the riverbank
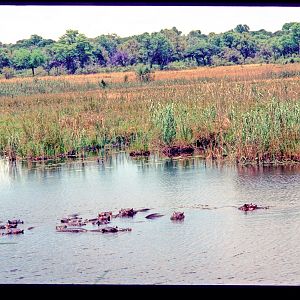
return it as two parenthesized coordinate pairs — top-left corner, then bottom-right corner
(1, 63), (299, 164)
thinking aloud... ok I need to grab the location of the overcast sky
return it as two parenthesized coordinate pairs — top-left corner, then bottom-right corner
(0, 5), (300, 43)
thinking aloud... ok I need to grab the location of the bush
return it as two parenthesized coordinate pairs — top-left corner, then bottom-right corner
(161, 103), (177, 146)
(2, 67), (14, 79)
(135, 64), (154, 82)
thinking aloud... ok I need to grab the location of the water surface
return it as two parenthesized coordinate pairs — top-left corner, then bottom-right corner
(0, 154), (300, 285)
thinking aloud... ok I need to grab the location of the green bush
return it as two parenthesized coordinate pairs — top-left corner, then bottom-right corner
(135, 64), (154, 82)
(2, 67), (14, 79)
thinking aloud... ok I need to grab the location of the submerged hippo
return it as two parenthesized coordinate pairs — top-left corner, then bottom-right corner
(117, 208), (137, 218)
(5, 223), (18, 229)
(135, 208), (151, 213)
(170, 211), (185, 221)
(60, 215), (86, 226)
(5, 228), (24, 235)
(100, 226), (132, 233)
(98, 211), (112, 222)
(238, 203), (269, 211)
(56, 225), (87, 233)
(8, 219), (24, 225)
(145, 213), (164, 219)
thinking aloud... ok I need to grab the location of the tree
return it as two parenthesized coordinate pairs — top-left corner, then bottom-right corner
(234, 24), (250, 34)
(53, 30), (93, 73)
(118, 38), (141, 65)
(256, 44), (273, 62)
(0, 48), (11, 68)
(222, 47), (243, 64)
(237, 34), (257, 60)
(94, 34), (120, 58)
(140, 32), (174, 69)
(221, 31), (241, 49)
(110, 50), (130, 66)
(185, 40), (217, 66)
(160, 27), (186, 61)
(13, 48), (45, 76)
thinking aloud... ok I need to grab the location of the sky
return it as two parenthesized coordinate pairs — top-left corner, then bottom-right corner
(0, 5), (300, 43)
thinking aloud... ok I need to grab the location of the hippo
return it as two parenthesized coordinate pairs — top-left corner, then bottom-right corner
(92, 219), (109, 226)
(67, 220), (86, 227)
(170, 211), (185, 221)
(8, 219), (24, 225)
(145, 213), (164, 219)
(135, 208), (151, 213)
(117, 208), (137, 217)
(101, 226), (119, 233)
(238, 203), (269, 211)
(60, 215), (85, 226)
(98, 211), (112, 222)
(5, 228), (24, 235)
(5, 223), (18, 229)
(100, 226), (132, 233)
(56, 225), (87, 233)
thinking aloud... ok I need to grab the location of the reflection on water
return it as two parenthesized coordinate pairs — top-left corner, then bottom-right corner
(1, 154), (300, 285)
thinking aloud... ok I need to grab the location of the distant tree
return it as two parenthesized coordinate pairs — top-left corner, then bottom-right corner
(185, 40), (217, 66)
(118, 38), (141, 65)
(13, 48), (45, 76)
(222, 47), (243, 64)
(141, 32), (174, 69)
(221, 31), (241, 49)
(94, 34), (120, 58)
(14, 34), (54, 49)
(234, 24), (250, 34)
(256, 44), (273, 62)
(110, 50), (130, 66)
(282, 22), (299, 31)
(0, 48), (11, 68)
(161, 27), (186, 61)
(237, 34), (257, 60)
(53, 29), (93, 73)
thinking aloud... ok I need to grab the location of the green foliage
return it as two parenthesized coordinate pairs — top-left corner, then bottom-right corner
(12, 48), (45, 76)
(0, 48), (11, 68)
(2, 67), (14, 79)
(135, 64), (153, 82)
(150, 103), (177, 146)
(4, 22), (300, 77)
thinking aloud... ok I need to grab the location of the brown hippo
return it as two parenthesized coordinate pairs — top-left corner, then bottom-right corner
(117, 208), (137, 217)
(92, 219), (109, 226)
(98, 211), (112, 222)
(5, 228), (24, 235)
(100, 226), (132, 233)
(5, 223), (18, 229)
(8, 219), (24, 225)
(170, 211), (185, 221)
(238, 203), (269, 211)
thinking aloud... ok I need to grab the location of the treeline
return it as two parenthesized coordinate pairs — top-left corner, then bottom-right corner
(1, 22), (300, 77)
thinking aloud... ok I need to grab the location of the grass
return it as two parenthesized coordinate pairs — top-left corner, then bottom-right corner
(0, 63), (300, 164)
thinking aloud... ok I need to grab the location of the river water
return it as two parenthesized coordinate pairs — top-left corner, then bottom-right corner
(0, 153), (300, 285)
